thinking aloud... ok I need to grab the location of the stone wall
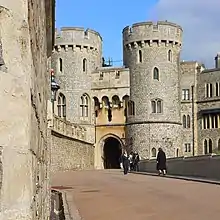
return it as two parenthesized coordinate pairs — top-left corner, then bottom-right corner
(51, 116), (94, 172)
(0, 0), (54, 219)
(51, 132), (94, 172)
(139, 154), (220, 180)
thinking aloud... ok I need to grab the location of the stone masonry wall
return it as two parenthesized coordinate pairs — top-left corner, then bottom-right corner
(0, 0), (54, 219)
(123, 21), (183, 159)
(51, 132), (94, 173)
(139, 155), (220, 180)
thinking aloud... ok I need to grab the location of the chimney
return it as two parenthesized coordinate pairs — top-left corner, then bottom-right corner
(215, 53), (220, 68)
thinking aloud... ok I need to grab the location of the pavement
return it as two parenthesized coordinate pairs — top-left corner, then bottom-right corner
(52, 169), (220, 220)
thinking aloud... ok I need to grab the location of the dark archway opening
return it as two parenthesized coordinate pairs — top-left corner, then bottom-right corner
(103, 137), (122, 169)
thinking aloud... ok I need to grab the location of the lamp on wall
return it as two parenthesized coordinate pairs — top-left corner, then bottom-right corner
(51, 69), (60, 112)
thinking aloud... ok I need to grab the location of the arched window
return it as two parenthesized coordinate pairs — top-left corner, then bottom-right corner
(112, 95), (120, 107)
(122, 95), (129, 117)
(93, 97), (100, 117)
(208, 139), (212, 153)
(183, 115), (186, 128)
(151, 148), (156, 157)
(83, 58), (87, 72)
(176, 148), (179, 157)
(138, 50), (142, 63)
(57, 93), (66, 118)
(128, 100), (135, 115)
(59, 58), (63, 72)
(157, 100), (162, 113)
(151, 99), (163, 113)
(216, 82), (219, 96)
(153, 67), (159, 80)
(151, 100), (156, 113)
(204, 139), (208, 154)
(80, 94), (89, 117)
(168, 50), (172, 61)
(187, 115), (190, 128)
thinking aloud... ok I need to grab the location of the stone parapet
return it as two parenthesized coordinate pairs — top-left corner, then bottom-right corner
(52, 115), (92, 144)
(139, 154), (220, 180)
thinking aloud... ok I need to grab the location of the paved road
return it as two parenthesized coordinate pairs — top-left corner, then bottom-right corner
(52, 170), (220, 220)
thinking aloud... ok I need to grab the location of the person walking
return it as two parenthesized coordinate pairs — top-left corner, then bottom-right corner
(121, 151), (129, 175)
(133, 151), (140, 172)
(156, 148), (167, 175)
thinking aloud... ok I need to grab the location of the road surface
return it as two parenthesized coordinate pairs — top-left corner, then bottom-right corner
(52, 170), (220, 220)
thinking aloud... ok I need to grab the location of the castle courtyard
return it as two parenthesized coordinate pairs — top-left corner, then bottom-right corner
(52, 170), (220, 220)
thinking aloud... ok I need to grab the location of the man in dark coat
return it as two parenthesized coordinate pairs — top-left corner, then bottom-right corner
(156, 148), (167, 175)
(121, 151), (129, 175)
(133, 151), (140, 171)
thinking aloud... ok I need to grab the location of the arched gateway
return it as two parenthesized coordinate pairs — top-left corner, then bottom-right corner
(100, 134), (123, 169)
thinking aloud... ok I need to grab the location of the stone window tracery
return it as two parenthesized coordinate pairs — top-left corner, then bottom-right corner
(183, 114), (190, 128)
(153, 67), (159, 80)
(80, 94), (89, 117)
(182, 89), (190, 100)
(205, 83), (213, 98)
(151, 99), (162, 113)
(57, 93), (66, 118)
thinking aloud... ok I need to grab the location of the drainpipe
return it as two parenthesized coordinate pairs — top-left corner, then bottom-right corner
(191, 85), (195, 156)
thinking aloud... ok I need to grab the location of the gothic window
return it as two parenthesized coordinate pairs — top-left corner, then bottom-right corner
(138, 50), (142, 63)
(151, 148), (156, 157)
(59, 58), (63, 72)
(112, 95), (120, 107)
(151, 99), (163, 113)
(208, 139), (212, 153)
(216, 82), (219, 96)
(218, 139), (220, 151)
(210, 84), (213, 97)
(116, 71), (120, 79)
(94, 97), (100, 118)
(168, 50), (172, 61)
(57, 93), (66, 118)
(83, 58), (87, 72)
(80, 94), (89, 117)
(184, 143), (191, 152)
(204, 139), (208, 154)
(153, 67), (159, 80)
(182, 89), (190, 100)
(187, 115), (190, 128)
(122, 95), (129, 118)
(183, 115), (186, 128)
(176, 148), (179, 157)
(128, 100), (135, 115)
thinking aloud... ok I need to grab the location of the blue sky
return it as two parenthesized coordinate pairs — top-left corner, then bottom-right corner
(56, 0), (158, 66)
(56, 0), (220, 67)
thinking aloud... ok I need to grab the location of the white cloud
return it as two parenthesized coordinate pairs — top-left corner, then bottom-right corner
(148, 0), (220, 67)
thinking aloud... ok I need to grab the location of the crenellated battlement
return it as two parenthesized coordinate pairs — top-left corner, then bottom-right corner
(123, 21), (183, 49)
(54, 27), (102, 53)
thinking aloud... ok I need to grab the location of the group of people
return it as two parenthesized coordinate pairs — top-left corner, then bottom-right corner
(120, 151), (140, 175)
(120, 148), (167, 176)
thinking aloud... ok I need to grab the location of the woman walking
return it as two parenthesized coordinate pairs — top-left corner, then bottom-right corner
(156, 148), (167, 175)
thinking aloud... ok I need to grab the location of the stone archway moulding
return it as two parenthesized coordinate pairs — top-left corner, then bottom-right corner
(98, 133), (124, 159)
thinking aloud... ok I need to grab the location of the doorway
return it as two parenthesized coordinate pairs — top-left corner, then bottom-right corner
(103, 137), (122, 169)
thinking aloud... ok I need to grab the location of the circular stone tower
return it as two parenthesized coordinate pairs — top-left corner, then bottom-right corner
(52, 27), (102, 124)
(123, 21), (183, 158)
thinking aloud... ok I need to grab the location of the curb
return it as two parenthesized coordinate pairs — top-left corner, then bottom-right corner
(130, 171), (220, 185)
(62, 191), (83, 220)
